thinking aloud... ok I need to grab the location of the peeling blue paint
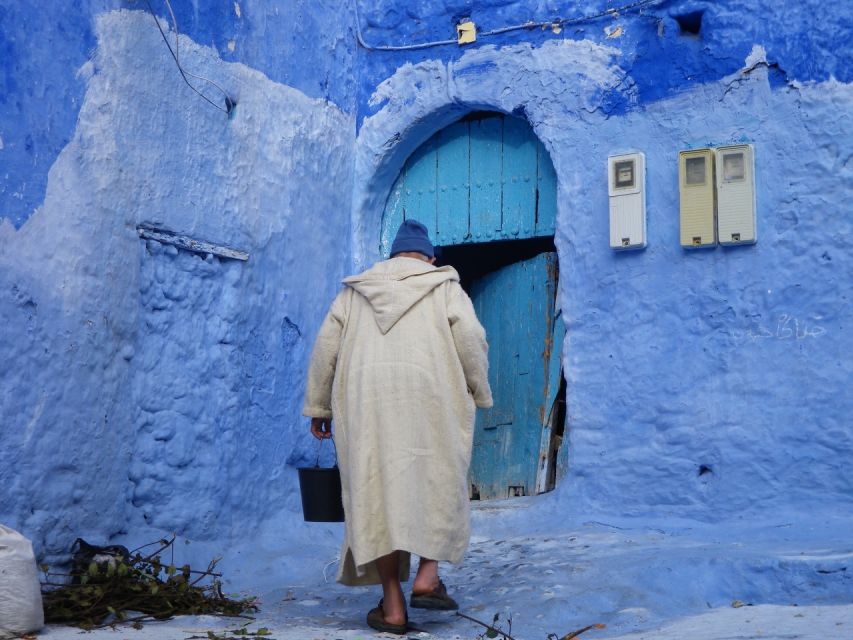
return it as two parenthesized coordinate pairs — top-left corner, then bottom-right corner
(0, 0), (354, 228)
(0, 0), (111, 227)
(354, 0), (853, 127)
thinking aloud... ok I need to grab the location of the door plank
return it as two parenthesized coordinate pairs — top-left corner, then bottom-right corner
(536, 255), (566, 493)
(469, 117), (503, 242)
(469, 252), (562, 499)
(536, 141), (558, 237)
(509, 254), (550, 495)
(469, 262), (518, 499)
(404, 137), (438, 231)
(502, 117), (538, 239)
(435, 121), (471, 246)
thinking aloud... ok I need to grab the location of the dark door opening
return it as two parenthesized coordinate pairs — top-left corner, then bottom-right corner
(438, 237), (567, 499)
(437, 236), (557, 290)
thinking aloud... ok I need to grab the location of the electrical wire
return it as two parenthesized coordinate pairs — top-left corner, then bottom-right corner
(355, 0), (668, 52)
(143, 0), (234, 115)
(161, 0), (234, 110)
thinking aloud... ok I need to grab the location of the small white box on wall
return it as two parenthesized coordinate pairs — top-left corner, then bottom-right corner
(607, 152), (646, 250)
(679, 148), (716, 248)
(715, 144), (756, 245)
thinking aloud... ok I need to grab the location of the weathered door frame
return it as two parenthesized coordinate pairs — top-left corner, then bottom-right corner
(379, 111), (567, 498)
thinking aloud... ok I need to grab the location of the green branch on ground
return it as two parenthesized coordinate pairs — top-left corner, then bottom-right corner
(41, 535), (258, 630)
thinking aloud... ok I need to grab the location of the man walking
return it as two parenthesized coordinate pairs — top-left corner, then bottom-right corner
(303, 219), (493, 634)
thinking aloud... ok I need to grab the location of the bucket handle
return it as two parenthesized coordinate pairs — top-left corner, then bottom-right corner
(314, 434), (338, 469)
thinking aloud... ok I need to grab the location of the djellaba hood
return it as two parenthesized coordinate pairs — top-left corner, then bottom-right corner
(343, 257), (459, 334)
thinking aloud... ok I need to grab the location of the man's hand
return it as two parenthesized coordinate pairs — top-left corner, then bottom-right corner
(310, 417), (333, 439)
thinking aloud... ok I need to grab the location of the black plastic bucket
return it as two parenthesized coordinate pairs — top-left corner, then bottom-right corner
(297, 465), (345, 522)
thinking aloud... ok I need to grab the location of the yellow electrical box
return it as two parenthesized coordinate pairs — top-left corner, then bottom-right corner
(457, 20), (477, 45)
(679, 148), (716, 248)
(715, 144), (756, 245)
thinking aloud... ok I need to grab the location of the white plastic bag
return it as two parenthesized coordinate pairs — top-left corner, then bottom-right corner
(0, 525), (44, 639)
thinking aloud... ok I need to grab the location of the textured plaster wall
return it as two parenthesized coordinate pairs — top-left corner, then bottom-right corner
(352, 1), (853, 521)
(0, 0), (110, 228)
(1, 0), (851, 568)
(0, 0), (355, 228)
(354, 0), (852, 127)
(0, 8), (354, 557)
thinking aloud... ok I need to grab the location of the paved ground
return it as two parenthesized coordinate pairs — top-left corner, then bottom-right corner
(38, 504), (853, 640)
(38, 603), (853, 640)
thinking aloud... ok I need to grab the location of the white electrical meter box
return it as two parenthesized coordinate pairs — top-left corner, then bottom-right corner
(607, 152), (646, 250)
(715, 144), (756, 245)
(679, 148), (716, 248)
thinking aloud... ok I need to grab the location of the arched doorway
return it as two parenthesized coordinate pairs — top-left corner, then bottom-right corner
(381, 112), (566, 500)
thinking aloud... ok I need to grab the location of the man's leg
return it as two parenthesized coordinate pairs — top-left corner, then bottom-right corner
(410, 557), (458, 610)
(412, 557), (439, 594)
(375, 551), (406, 625)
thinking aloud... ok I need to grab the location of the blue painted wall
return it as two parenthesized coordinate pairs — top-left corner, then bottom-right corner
(1, 0), (851, 575)
(0, 0), (355, 228)
(1, 0), (107, 228)
(0, 4), (355, 560)
(354, 0), (852, 126)
(351, 0), (853, 523)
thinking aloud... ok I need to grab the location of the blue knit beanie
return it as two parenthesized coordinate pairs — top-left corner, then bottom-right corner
(390, 219), (434, 258)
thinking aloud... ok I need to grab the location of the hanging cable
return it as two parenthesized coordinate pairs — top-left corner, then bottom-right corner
(161, 0), (234, 107)
(355, 0), (668, 52)
(143, 0), (235, 115)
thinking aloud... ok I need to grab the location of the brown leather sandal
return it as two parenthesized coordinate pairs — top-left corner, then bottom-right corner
(410, 579), (459, 610)
(366, 598), (408, 635)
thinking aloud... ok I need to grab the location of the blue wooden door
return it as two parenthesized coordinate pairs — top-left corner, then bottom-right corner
(381, 112), (565, 499)
(468, 252), (564, 499)
(381, 113), (558, 252)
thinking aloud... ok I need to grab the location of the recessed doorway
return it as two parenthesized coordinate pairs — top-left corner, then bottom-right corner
(381, 112), (567, 499)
